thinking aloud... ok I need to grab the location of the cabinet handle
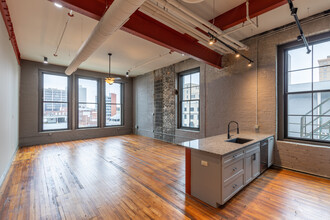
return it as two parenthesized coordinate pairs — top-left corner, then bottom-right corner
(232, 184), (238, 189)
(232, 167), (237, 172)
(232, 154), (237, 158)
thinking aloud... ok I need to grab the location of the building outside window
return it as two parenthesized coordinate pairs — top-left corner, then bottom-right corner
(105, 82), (123, 126)
(77, 78), (99, 128)
(41, 73), (69, 131)
(284, 36), (330, 142)
(179, 68), (200, 129)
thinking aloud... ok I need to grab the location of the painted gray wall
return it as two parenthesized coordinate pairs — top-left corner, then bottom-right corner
(133, 14), (330, 178)
(133, 72), (154, 138)
(19, 60), (133, 146)
(0, 17), (20, 185)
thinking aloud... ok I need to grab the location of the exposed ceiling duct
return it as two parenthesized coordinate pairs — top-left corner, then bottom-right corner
(146, 0), (248, 53)
(65, 0), (147, 75)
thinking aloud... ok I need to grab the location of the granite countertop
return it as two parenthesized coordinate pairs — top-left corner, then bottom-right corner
(178, 132), (273, 156)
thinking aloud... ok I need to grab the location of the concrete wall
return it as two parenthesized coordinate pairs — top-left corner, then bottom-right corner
(19, 60), (133, 146)
(133, 72), (154, 138)
(133, 14), (330, 178)
(0, 17), (20, 185)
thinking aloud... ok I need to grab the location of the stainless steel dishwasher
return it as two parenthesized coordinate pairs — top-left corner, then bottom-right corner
(260, 139), (268, 173)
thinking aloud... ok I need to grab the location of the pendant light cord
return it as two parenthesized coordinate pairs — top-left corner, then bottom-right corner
(108, 53), (112, 77)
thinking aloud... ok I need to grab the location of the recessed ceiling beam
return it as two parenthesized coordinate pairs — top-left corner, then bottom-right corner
(211, 0), (289, 30)
(48, 0), (222, 69)
(0, 0), (21, 65)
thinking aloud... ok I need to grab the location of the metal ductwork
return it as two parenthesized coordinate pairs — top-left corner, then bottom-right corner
(65, 0), (147, 75)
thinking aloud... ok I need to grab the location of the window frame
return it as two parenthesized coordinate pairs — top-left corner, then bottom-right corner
(104, 82), (124, 127)
(39, 71), (71, 132)
(76, 76), (101, 129)
(178, 67), (200, 131)
(278, 31), (330, 144)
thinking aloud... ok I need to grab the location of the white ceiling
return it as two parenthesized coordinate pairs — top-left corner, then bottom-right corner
(6, 0), (187, 76)
(223, 0), (330, 41)
(6, 0), (330, 76)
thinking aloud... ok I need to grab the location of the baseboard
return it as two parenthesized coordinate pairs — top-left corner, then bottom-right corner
(272, 165), (330, 180)
(0, 146), (19, 188)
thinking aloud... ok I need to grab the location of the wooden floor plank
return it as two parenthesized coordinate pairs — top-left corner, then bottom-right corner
(1, 134), (330, 219)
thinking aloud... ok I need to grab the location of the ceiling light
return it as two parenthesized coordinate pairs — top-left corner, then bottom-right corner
(235, 53), (240, 58)
(105, 53), (115, 85)
(43, 57), (48, 64)
(182, 53), (185, 56)
(54, 3), (63, 8)
(248, 61), (253, 67)
(126, 72), (129, 78)
(209, 37), (216, 45)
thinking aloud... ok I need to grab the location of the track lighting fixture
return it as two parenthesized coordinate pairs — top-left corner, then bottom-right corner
(208, 37), (216, 45)
(126, 72), (129, 78)
(54, 3), (63, 8)
(207, 32), (254, 67)
(43, 57), (48, 64)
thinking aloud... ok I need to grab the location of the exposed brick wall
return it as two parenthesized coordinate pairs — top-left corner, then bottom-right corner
(153, 65), (176, 142)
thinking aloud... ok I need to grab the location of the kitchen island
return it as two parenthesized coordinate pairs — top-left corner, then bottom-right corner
(178, 132), (274, 207)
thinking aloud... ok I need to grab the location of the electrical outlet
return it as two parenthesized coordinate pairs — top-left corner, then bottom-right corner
(201, 160), (208, 167)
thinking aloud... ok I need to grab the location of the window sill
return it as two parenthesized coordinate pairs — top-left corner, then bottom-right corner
(279, 138), (330, 147)
(104, 125), (125, 129)
(176, 128), (200, 133)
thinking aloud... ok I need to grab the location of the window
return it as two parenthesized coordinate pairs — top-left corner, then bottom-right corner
(179, 68), (200, 130)
(41, 73), (69, 131)
(281, 33), (330, 142)
(105, 82), (123, 126)
(77, 78), (99, 128)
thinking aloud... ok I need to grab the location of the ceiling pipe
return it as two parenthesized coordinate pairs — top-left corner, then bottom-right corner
(148, 0), (242, 51)
(140, 3), (232, 54)
(246, 0), (258, 28)
(65, 0), (147, 75)
(140, 4), (230, 53)
(150, 0), (248, 50)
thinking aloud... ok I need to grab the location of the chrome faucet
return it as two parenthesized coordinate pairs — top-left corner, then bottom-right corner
(228, 121), (239, 139)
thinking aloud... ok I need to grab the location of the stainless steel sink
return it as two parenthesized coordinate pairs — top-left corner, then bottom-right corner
(226, 138), (253, 144)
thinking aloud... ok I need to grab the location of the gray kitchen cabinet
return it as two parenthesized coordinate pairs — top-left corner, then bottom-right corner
(244, 143), (260, 185)
(190, 142), (262, 207)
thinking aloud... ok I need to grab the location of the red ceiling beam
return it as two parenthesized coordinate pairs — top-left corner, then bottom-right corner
(211, 0), (288, 30)
(0, 0), (21, 65)
(48, 0), (222, 69)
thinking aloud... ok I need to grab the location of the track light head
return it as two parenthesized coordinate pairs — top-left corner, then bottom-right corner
(235, 53), (240, 58)
(126, 72), (129, 78)
(54, 2), (63, 8)
(208, 37), (216, 45)
(43, 57), (48, 64)
(248, 61), (253, 67)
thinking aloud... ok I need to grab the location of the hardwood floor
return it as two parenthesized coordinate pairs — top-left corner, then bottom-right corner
(0, 135), (330, 219)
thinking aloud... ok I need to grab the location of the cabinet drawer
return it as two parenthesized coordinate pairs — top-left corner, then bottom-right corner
(223, 158), (243, 182)
(223, 149), (244, 165)
(245, 142), (260, 155)
(222, 173), (244, 203)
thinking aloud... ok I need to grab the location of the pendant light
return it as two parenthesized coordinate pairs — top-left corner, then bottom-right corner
(105, 53), (115, 85)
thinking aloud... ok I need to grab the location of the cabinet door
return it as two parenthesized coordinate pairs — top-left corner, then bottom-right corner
(245, 149), (260, 184)
(268, 137), (274, 167)
(244, 155), (253, 184)
(252, 151), (260, 178)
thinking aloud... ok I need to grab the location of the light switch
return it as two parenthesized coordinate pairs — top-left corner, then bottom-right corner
(201, 160), (208, 167)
